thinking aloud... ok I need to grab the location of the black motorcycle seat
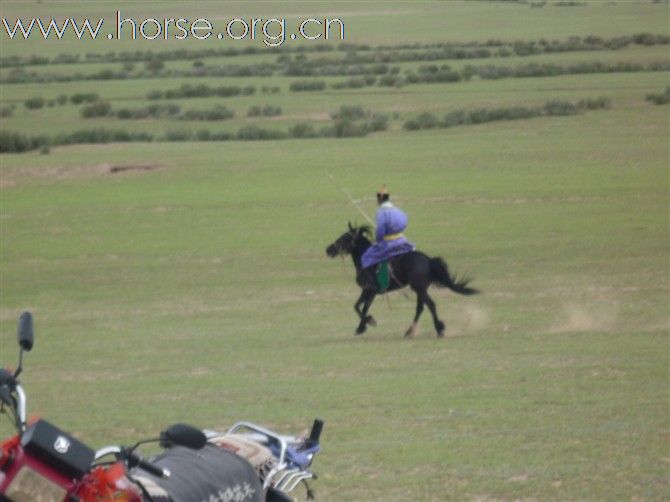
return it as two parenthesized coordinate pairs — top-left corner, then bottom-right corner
(131, 444), (263, 502)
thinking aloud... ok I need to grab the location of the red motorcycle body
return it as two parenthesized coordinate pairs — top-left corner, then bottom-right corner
(1, 437), (74, 500)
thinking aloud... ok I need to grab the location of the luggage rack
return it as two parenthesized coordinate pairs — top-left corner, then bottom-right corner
(226, 419), (323, 497)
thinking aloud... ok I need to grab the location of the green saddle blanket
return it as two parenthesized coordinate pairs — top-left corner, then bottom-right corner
(376, 261), (390, 293)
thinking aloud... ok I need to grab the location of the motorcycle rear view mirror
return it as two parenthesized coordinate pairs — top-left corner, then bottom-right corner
(14, 312), (34, 378)
(18, 312), (34, 352)
(160, 423), (207, 450)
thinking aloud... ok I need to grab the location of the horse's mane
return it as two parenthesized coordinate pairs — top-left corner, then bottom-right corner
(357, 225), (372, 239)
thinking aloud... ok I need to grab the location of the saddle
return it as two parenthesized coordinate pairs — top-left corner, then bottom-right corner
(376, 261), (390, 293)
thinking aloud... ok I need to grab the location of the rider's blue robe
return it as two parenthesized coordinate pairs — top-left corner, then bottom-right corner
(361, 202), (415, 269)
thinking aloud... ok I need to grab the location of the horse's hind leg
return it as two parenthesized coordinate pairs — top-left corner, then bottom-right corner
(355, 289), (376, 335)
(422, 291), (445, 337)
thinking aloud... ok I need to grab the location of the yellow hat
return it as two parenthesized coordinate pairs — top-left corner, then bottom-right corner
(377, 185), (389, 196)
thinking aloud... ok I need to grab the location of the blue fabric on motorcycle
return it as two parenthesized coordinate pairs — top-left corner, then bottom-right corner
(269, 443), (320, 470)
(131, 444), (263, 502)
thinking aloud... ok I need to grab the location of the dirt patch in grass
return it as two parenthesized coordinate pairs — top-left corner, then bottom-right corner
(549, 303), (618, 334)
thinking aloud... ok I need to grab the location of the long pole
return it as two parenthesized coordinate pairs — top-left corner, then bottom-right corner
(324, 170), (375, 226)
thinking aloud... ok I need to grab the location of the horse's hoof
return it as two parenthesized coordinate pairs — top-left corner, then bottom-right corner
(404, 323), (418, 338)
(366, 316), (377, 327)
(355, 327), (366, 335)
(437, 330), (445, 338)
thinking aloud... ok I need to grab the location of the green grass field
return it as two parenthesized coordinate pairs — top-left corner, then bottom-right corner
(1, 1), (668, 500)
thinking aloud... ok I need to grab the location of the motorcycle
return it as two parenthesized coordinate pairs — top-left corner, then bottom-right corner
(0, 312), (323, 501)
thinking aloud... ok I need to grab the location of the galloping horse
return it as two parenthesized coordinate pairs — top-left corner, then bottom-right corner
(326, 223), (479, 337)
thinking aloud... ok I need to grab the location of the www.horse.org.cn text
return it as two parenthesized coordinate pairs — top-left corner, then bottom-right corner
(1, 11), (346, 47)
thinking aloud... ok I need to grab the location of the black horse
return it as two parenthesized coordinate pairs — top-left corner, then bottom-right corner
(326, 223), (479, 337)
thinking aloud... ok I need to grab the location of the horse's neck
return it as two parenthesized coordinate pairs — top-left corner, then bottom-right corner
(351, 238), (371, 271)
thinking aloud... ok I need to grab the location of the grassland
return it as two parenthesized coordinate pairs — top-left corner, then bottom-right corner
(1, 1), (668, 500)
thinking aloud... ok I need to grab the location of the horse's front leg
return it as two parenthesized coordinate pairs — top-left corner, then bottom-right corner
(355, 289), (377, 335)
(405, 294), (424, 338)
(354, 289), (376, 330)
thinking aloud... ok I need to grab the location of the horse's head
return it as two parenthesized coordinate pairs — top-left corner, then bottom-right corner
(326, 222), (372, 258)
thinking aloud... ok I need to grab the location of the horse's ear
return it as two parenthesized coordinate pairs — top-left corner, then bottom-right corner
(348, 221), (354, 232)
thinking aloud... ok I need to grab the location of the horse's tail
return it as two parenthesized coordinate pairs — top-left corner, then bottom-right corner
(429, 257), (480, 295)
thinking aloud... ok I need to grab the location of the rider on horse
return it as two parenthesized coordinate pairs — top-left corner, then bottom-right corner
(360, 185), (415, 271)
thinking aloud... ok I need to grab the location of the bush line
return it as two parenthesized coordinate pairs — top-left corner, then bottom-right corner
(403, 97), (611, 131)
(3, 33), (669, 85)
(325, 61), (670, 90)
(2, 33), (667, 69)
(0, 98), (610, 153)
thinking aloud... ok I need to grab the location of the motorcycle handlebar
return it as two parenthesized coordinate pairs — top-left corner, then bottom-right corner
(0, 376), (27, 433)
(94, 446), (170, 480)
(128, 451), (171, 479)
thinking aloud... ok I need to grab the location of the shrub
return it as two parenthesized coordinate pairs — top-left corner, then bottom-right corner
(145, 59), (164, 73)
(646, 86), (670, 105)
(81, 101), (112, 118)
(152, 84), (256, 100)
(289, 123), (318, 138)
(180, 106), (235, 121)
(247, 105), (261, 117)
(261, 86), (281, 94)
(331, 105), (367, 121)
(236, 125), (287, 140)
(70, 92), (99, 104)
(331, 77), (376, 89)
(24, 96), (45, 110)
(378, 74), (404, 87)
(248, 104), (281, 117)
(633, 32), (660, 46)
(57, 129), (153, 145)
(216, 85), (246, 97)
(196, 129), (211, 141)
(289, 80), (326, 92)
(404, 112), (439, 130)
(543, 100), (580, 116)
(165, 84), (211, 98)
(116, 104), (181, 120)
(577, 96), (612, 110)
(474, 106), (540, 122)
(262, 105), (282, 116)
(0, 131), (49, 153)
(368, 114), (389, 132)
(331, 119), (369, 138)
(500, 106), (541, 120)
(195, 130), (232, 141)
(147, 90), (164, 100)
(164, 130), (193, 141)
(441, 110), (467, 128)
